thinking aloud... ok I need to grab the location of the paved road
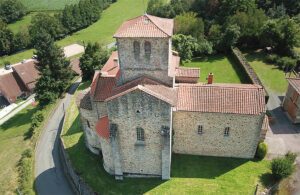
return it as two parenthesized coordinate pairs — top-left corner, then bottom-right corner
(264, 89), (300, 194)
(35, 79), (81, 195)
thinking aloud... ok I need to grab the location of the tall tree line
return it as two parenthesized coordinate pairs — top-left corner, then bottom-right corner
(0, 0), (115, 57)
(147, 0), (300, 61)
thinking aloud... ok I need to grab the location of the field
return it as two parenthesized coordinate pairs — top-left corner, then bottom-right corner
(8, 13), (34, 33)
(243, 50), (288, 94)
(20, 0), (79, 11)
(0, 105), (37, 194)
(0, 0), (148, 67)
(61, 82), (271, 194)
(183, 55), (249, 84)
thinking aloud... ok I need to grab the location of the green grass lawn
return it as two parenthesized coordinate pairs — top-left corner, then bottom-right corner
(62, 82), (271, 194)
(0, 105), (37, 194)
(20, 0), (79, 11)
(183, 55), (249, 84)
(8, 13), (34, 33)
(0, 0), (148, 67)
(243, 50), (288, 94)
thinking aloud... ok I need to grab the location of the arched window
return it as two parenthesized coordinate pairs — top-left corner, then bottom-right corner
(144, 41), (151, 60)
(133, 41), (140, 60)
(136, 127), (145, 141)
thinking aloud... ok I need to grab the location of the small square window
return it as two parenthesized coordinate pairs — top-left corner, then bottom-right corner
(197, 125), (203, 135)
(224, 127), (230, 137)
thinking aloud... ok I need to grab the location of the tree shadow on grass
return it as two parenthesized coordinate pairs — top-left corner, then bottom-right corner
(65, 134), (165, 194)
(0, 106), (38, 131)
(260, 173), (276, 188)
(191, 54), (226, 63)
(171, 154), (249, 179)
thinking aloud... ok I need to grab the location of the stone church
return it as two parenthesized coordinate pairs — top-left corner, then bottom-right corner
(77, 14), (267, 180)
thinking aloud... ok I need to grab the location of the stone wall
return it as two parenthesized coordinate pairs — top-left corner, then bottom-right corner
(282, 84), (300, 123)
(117, 37), (172, 85)
(79, 107), (102, 153)
(107, 90), (171, 176)
(173, 111), (265, 158)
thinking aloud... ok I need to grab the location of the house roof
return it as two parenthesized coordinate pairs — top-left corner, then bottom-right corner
(106, 76), (177, 105)
(70, 58), (82, 75)
(175, 67), (200, 78)
(114, 14), (173, 38)
(0, 72), (26, 103)
(96, 116), (110, 139)
(13, 60), (39, 91)
(77, 90), (92, 110)
(90, 51), (120, 101)
(287, 78), (300, 94)
(176, 83), (265, 115)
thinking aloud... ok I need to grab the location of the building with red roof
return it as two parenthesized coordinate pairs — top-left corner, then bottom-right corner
(77, 14), (267, 181)
(283, 78), (300, 123)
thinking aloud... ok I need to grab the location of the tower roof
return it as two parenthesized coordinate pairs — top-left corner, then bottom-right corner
(114, 14), (173, 38)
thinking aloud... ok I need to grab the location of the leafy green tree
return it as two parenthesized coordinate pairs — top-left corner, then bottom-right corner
(13, 28), (31, 51)
(29, 13), (66, 46)
(0, 0), (26, 23)
(221, 24), (240, 51)
(34, 32), (73, 105)
(80, 42), (108, 81)
(261, 18), (300, 55)
(0, 19), (13, 55)
(228, 7), (267, 47)
(172, 34), (199, 61)
(175, 12), (205, 39)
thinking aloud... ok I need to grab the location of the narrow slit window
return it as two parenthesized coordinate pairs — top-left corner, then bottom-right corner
(144, 41), (151, 60)
(133, 41), (140, 60)
(136, 127), (145, 141)
(224, 127), (230, 137)
(198, 125), (203, 135)
(87, 120), (90, 128)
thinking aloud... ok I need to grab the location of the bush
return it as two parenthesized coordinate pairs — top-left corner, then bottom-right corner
(271, 156), (295, 180)
(256, 142), (268, 160)
(265, 54), (279, 63)
(31, 110), (44, 128)
(18, 149), (34, 194)
(285, 152), (297, 164)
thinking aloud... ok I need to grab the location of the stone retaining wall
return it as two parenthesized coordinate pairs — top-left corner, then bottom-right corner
(231, 47), (269, 102)
(59, 114), (95, 195)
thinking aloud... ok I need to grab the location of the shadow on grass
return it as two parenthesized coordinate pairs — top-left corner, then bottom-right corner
(228, 54), (251, 84)
(77, 81), (91, 91)
(191, 54), (226, 63)
(260, 173), (276, 188)
(171, 153), (249, 179)
(65, 135), (165, 194)
(63, 114), (81, 136)
(0, 106), (38, 131)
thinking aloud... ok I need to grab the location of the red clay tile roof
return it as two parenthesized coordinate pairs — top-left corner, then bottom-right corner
(13, 60), (39, 91)
(175, 67), (200, 78)
(287, 78), (300, 94)
(106, 76), (177, 105)
(114, 14), (173, 38)
(176, 83), (265, 115)
(0, 72), (26, 103)
(70, 58), (82, 75)
(96, 116), (110, 139)
(90, 51), (120, 101)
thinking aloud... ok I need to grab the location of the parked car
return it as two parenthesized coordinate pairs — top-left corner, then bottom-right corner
(32, 55), (38, 59)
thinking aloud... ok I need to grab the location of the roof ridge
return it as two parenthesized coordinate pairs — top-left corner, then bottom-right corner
(145, 14), (170, 37)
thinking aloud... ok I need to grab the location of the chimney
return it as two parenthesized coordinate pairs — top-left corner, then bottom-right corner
(207, 73), (214, 84)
